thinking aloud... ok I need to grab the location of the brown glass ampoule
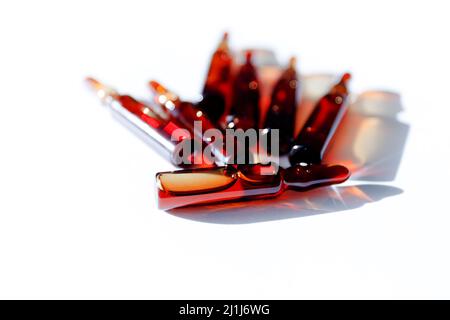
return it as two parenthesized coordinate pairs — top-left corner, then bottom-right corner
(263, 57), (299, 154)
(149, 80), (234, 165)
(226, 51), (261, 131)
(149, 80), (219, 133)
(157, 164), (283, 210)
(156, 163), (349, 210)
(86, 78), (212, 168)
(289, 73), (351, 165)
(198, 32), (233, 123)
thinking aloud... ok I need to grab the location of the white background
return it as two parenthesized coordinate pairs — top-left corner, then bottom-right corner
(1, 0), (450, 299)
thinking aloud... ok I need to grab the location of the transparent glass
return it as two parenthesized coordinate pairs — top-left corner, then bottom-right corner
(157, 163), (349, 210)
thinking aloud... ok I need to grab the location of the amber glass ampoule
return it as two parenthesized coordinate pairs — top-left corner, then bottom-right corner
(263, 57), (299, 154)
(198, 32), (233, 123)
(156, 163), (349, 210)
(86, 78), (212, 168)
(149, 80), (232, 165)
(289, 73), (351, 165)
(149, 80), (221, 140)
(226, 51), (261, 130)
(149, 80), (219, 134)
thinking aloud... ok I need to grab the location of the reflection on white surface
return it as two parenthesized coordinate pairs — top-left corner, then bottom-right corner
(170, 184), (403, 224)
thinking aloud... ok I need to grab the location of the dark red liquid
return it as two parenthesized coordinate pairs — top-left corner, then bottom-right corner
(148, 80), (237, 165)
(263, 59), (299, 154)
(198, 33), (232, 123)
(227, 52), (260, 130)
(175, 102), (219, 135)
(118, 95), (214, 168)
(157, 163), (349, 210)
(289, 73), (351, 165)
(119, 95), (176, 135)
(149, 81), (221, 140)
(284, 164), (350, 190)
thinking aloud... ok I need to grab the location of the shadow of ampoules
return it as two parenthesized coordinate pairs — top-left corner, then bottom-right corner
(169, 184), (403, 224)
